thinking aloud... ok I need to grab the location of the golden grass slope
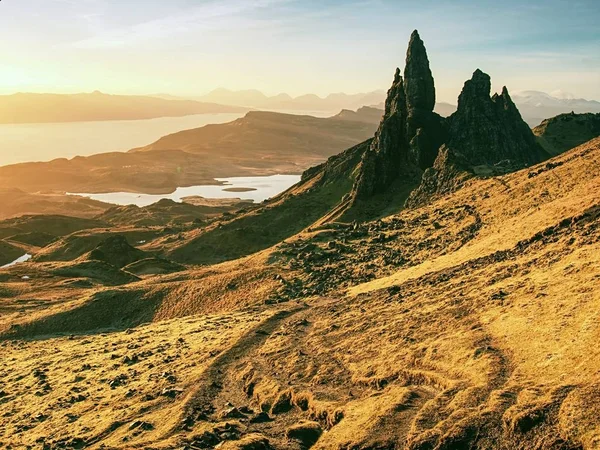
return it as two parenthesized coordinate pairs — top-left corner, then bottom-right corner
(0, 138), (599, 449)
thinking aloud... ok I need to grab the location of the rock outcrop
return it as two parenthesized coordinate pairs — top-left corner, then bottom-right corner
(352, 31), (444, 201)
(403, 69), (549, 207)
(348, 32), (550, 212)
(445, 69), (547, 170)
(405, 145), (473, 208)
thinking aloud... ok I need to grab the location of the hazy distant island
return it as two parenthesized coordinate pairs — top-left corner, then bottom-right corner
(0, 91), (249, 124)
(2, 88), (598, 127)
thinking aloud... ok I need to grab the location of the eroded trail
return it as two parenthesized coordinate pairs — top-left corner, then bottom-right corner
(180, 305), (308, 429)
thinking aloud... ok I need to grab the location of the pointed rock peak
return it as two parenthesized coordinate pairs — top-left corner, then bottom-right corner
(457, 69), (491, 108)
(381, 68), (405, 116)
(447, 69), (546, 170)
(408, 30), (425, 53)
(404, 30), (435, 112)
(393, 67), (401, 84)
(500, 86), (517, 106)
(470, 69), (491, 89)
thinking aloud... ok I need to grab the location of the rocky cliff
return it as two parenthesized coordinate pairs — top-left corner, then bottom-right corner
(351, 32), (548, 212)
(446, 69), (547, 170)
(352, 31), (444, 203)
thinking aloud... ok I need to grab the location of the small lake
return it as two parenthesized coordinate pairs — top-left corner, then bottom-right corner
(69, 174), (302, 207)
(1, 253), (32, 269)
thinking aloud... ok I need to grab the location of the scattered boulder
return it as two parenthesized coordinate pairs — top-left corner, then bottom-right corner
(286, 421), (322, 448)
(249, 412), (272, 424)
(161, 387), (184, 398)
(219, 406), (247, 419)
(271, 390), (293, 414)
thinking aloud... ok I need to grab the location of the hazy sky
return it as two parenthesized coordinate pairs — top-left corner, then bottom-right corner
(0, 0), (598, 103)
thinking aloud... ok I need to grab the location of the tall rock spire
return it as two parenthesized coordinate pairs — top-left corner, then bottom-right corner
(352, 30), (444, 202)
(353, 67), (411, 200)
(403, 30), (436, 113)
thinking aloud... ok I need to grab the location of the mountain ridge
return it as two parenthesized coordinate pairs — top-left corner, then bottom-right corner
(0, 91), (248, 124)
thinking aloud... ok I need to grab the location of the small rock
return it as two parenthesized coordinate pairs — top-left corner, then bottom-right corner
(249, 412), (272, 424)
(161, 387), (184, 398)
(286, 421), (322, 447)
(219, 407), (246, 419)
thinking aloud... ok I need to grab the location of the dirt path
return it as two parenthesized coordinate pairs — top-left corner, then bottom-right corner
(180, 305), (308, 429)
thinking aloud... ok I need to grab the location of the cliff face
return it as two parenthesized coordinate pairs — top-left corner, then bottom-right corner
(350, 32), (548, 212)
(405, 145), (473, 208)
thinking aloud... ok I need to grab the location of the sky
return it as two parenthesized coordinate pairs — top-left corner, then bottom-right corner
(0, 0), (598, 103)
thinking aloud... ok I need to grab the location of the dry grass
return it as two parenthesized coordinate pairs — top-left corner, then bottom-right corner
(0, 138), (599, 449)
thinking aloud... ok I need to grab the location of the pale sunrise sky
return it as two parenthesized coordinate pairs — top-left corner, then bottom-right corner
(0, 0), (598, 103)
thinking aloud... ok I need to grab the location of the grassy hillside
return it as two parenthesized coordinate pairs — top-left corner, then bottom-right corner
(166, 140), (370, 265)
(0, 138), (598, 449)
(534, 112), (600, 155)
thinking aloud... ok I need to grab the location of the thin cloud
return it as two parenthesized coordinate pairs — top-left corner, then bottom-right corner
(69, 0), (294, 49)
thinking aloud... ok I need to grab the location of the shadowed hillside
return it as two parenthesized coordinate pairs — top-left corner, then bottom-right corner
(534, 112), (600, 156)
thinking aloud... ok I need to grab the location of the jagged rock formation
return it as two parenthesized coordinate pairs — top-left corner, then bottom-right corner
(446, 69), (547, 170)
(350, 31), (546, 213)
(352, 31), (444, 201)
(405, 70), (548, 207)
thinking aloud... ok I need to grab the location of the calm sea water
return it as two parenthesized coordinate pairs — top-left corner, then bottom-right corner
(0, 113), (245, 166)
(0, 110), (338, 167)
(69, 174), (302, 207)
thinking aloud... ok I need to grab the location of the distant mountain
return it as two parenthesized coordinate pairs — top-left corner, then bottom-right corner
(434, 102), (458, 118)
(511, 90), (600, 127)
(196, 88), (386, 112)
(383, 92), (600, 128)
(0, 91), (248, 124)
(0, 108), (381, 195)
(332, 106), (383, 123)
